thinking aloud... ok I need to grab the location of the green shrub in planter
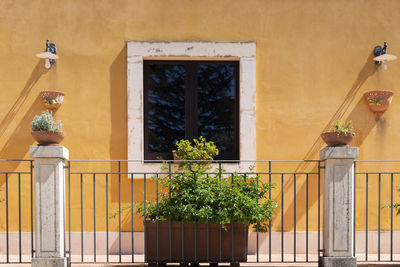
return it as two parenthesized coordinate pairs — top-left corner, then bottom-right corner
(137, 136), (277, 228)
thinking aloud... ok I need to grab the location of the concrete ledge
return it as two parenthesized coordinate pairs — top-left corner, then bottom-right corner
(319, 256), (357, 267)
(30, 145), (69, 160)
(320, 146), (358, 160)
(32, 257), (69, 267)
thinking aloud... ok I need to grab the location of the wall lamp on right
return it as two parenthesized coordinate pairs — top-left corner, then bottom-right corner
(374, 42), (397, 70)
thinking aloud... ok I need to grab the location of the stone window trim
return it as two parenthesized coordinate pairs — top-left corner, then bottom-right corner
(127, 41), (256, 174)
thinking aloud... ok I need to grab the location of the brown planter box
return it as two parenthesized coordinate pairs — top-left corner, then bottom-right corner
(145, 221), (248, 263)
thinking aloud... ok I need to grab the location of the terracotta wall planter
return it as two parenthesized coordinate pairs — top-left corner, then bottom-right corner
(31, 131), (65, 146)
(321, 132), (355, 147)
(363, 90), (394, 116)
(145, 221), (248, 263)
(40, 90), (64, 111)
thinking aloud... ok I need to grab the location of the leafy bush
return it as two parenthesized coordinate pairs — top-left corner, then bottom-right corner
(136, 137), (277, 230)
(31, 110), (62, 132)
(332, 120), (353, 135)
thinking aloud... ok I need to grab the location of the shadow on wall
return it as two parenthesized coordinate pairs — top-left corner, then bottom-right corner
(272, 52), (378, 231)
(0, 62), (48, 187)
(0, 62), (48, 139)
(109, 45), (131, 203)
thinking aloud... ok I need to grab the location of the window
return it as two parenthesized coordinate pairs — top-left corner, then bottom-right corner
(127, 41), (255, 173)
(143, 60), (239, 160)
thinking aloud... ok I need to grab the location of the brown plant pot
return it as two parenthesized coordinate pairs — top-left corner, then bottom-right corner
(31, 131), (65, 146)
(364, 90), (394, 116)
(172, 150), (179, 164)
(145, 220), (248, 263)
(39, 91), (65, 111)
(321, 132), (355, 147)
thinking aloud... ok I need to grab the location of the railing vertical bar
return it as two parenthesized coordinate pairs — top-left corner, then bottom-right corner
(243, 173), (247, 262)
(306, 173), (309, 262)
(131, 173), (134, 263)
(206, 174), (210, 263)
(93, 173), (96, 262)
(318, 161), (321, 256)
(6, 173), (9, 263)
(144, 174), (147, 263)
(281, 173), (284, 263)
(378, 173), (381, 261)
(268, 161), (272, 262)
(390, 173), (393, 262)
(156, 173), (159, 264)
(80, 173), (84, 262)
(106, 173), (109, 262)
(63, 170), (66, 259)
(68, 161), (71, 261)
(365, 173), (368, 261)
(181, 221), (184, 263)
(194, 170), (197, 264)
(294, 173), (296, 262)
(231, 173), (234, 263)
(194, 221), (197, 263)
(30, 161), (34, 259)
(118, 161), (121, 263)
(18, 173), (21, 263)
(219, 162), (222, 263)
(256, 173), (259, 263)
(353, 161), (356, 257)
(206, 222), (209, 263)
(169, 162), (172, 263)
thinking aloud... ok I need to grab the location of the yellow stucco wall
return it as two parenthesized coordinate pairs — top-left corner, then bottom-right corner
(1, 0), (400, 233)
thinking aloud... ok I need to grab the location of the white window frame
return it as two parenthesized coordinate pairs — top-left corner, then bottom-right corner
(127, 41), (256, 173)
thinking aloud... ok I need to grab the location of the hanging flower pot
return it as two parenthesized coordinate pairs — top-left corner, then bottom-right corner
(39, 90), (64, 111)
(364, 90), (394, 116)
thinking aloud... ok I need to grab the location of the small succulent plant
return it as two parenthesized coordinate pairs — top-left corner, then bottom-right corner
(332, 120), (353, 135)
(32, 110), (62, 132)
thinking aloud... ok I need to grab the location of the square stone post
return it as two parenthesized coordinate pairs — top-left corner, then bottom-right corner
(319, 146), (358, 267)
(30, 146), (69, 267)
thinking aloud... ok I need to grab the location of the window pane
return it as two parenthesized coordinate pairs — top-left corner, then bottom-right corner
(146, 63), (186, 153)
(197, 63), (236, 154)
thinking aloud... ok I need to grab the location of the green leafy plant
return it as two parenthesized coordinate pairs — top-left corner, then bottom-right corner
(332, 120), (353, 135)
(174, 136), (218, 169)
(31, 110), (62, 132)
(385, 188), (400, 215)
(134, 137), (277, 230)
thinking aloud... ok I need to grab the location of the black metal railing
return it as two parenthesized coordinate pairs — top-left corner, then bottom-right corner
(64, 159), (324, 264)
(1, 159), (400, 264)
(0, 159), (34, 264)
(353, 160), (400, 262)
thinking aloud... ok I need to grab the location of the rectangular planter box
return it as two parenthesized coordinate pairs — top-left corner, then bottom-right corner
(145, 221), (248, 263)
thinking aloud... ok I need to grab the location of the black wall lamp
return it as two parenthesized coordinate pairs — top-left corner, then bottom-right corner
(36, 40), (59, 69)
(374, 42), (397, 70)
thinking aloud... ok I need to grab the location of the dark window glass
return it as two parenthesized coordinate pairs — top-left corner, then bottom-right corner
(144, 61), (239, 160)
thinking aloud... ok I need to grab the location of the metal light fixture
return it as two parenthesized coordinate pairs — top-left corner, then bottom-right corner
(374, 42), (397, 70)
(36, 40), (59, 69)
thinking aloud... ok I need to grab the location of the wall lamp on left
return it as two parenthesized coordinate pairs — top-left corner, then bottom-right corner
(36, 40), (59, 69)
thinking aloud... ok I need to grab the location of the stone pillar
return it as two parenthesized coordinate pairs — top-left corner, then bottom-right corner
(30, 146), (69, 267)
(319, 146), (358, 267)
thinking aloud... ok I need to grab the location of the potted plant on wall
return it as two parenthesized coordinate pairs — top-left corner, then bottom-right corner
(321, 120), (354, 146)
(31, 110), (65, 145)
(363, 90), (394, 116)
(39, 90), (64, 111)
(137, 137), (277, 267)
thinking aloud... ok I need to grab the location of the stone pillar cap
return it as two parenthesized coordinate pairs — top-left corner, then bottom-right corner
(320, 146), (358, 160)
(30, 146), (69, 160)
